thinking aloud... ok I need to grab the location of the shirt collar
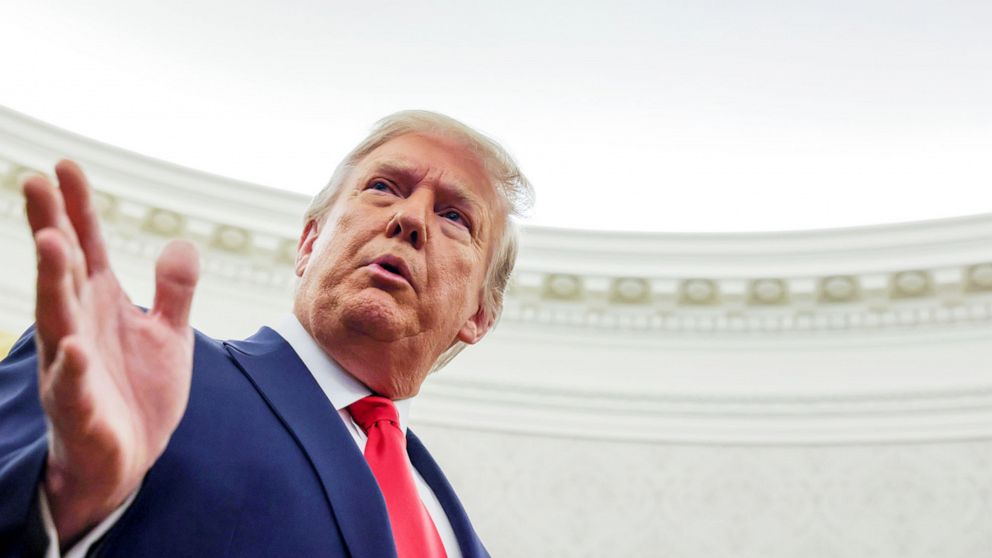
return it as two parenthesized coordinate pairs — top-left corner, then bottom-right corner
(269, 314), (414, 432)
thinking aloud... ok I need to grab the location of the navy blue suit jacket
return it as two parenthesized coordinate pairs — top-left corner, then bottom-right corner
(0, 326), (489, 557)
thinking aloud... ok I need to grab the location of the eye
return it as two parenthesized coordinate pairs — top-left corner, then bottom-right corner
(441, 210), (463, 223)
(366, 180), (395, 194)
(440, 209), (472, 232)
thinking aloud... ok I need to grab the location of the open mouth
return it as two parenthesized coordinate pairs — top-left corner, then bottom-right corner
(368, 255), (414, 289)
(378, 262), (403, 276)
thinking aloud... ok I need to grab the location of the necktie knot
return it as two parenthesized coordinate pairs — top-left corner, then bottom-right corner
(348, 395), (400, 434)
(347, 395), (446, 557)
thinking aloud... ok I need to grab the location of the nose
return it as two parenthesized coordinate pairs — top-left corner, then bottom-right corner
(385, 191), (430, 250)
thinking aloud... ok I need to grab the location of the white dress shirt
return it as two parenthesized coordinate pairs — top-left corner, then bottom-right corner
(42, 315), (462, 558)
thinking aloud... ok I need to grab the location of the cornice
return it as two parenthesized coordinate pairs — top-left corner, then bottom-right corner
(0, 106), (307, 238)
(417, 377), (992, 444)
(2, 105), (991, 445)
(2, 104), (991, 338)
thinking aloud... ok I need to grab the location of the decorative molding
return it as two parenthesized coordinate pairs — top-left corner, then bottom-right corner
(418, 373), (992, 445)
(2, 106), (991, 337)
(1, 105), (990, 448)
(4, 108), (989, 558)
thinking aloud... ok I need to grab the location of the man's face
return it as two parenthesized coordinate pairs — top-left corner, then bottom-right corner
(294, 133), (504, 372)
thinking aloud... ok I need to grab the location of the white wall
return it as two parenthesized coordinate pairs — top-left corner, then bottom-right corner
(2, 106), (990, 557)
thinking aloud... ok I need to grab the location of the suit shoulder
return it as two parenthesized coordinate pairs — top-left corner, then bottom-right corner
(192, 327), (227, 351)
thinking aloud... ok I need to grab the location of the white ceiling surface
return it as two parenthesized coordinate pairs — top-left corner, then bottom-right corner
(2, 0), (990, 232)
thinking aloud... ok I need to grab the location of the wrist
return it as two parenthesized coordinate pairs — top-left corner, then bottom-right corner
(44, 458), (131, 548)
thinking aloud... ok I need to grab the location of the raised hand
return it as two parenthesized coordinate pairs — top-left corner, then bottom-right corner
(22, 161), (200, 546)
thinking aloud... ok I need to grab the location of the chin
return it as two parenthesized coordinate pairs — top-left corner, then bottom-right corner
(338, 289), (413, 341)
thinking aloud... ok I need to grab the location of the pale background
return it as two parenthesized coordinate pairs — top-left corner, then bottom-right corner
(2, 0), (991, 232)
(1, 107), (991, 557)
(2, 1), (992, 556)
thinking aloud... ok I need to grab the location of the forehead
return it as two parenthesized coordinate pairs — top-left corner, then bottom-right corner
(357, 133), (499, 203)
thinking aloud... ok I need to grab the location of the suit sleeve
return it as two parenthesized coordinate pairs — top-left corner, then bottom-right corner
(0, 326), (53, 558)
(37, 485), (138, 558)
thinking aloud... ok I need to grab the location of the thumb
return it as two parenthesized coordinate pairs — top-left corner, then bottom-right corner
(152, 240), (200, 329)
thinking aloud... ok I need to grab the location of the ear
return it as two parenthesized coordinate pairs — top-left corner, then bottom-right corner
(456, 303), (495, 345)
(295, 219), (319, 277)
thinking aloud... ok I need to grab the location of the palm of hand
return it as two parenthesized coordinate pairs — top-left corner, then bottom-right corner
(25, 161), (199, 543)
(44, 272), (193, 502)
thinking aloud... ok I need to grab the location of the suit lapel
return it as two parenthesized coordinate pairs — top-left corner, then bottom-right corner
(225, 327), (397, 558)
(407, 430), (490, 558)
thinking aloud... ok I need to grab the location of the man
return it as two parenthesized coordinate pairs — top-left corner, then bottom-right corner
(0, 111), (533, 557)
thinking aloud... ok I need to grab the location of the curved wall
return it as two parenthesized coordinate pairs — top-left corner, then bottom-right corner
(1, 106), (990, 557)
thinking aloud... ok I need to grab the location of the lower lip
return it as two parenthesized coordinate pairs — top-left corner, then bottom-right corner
(366, 263), (410, 287)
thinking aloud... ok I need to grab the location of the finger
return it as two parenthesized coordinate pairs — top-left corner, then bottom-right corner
(23, 174), (60, 234)
(152, 240), (199, 330)
(44, 336), (95, 435)
(34, 228), (81, 369)
(24, 172), (87, 292)
(56, 160), (111, 274)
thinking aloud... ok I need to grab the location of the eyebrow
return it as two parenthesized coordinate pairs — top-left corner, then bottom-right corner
(370, 160), (487, 218)
(372, 161), (422, 186)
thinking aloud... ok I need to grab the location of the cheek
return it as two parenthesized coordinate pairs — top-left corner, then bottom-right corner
(428, 253), (485, 308)
(323, 207), (375, 256)
(334, 205), (365, 230)
(303, 235), (363, 293)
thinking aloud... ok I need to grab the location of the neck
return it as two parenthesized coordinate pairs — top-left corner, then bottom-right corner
(294, 308), (436, 399)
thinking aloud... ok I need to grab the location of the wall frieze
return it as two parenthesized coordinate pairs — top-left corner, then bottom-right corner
(3, 157), (991, 334)
(3, 106), (991, 446)
(2, 107), (991, 336)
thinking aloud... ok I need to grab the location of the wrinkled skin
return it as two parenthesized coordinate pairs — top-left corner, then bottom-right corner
(293, 133), (506, 398)
(21, 132), (506, 548)
(22, 161), (199, 547)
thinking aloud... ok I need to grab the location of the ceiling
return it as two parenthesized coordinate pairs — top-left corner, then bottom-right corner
(2, 0), (990, 232)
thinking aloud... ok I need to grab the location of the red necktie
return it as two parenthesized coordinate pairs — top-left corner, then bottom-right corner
(348, 396), (447, 558)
